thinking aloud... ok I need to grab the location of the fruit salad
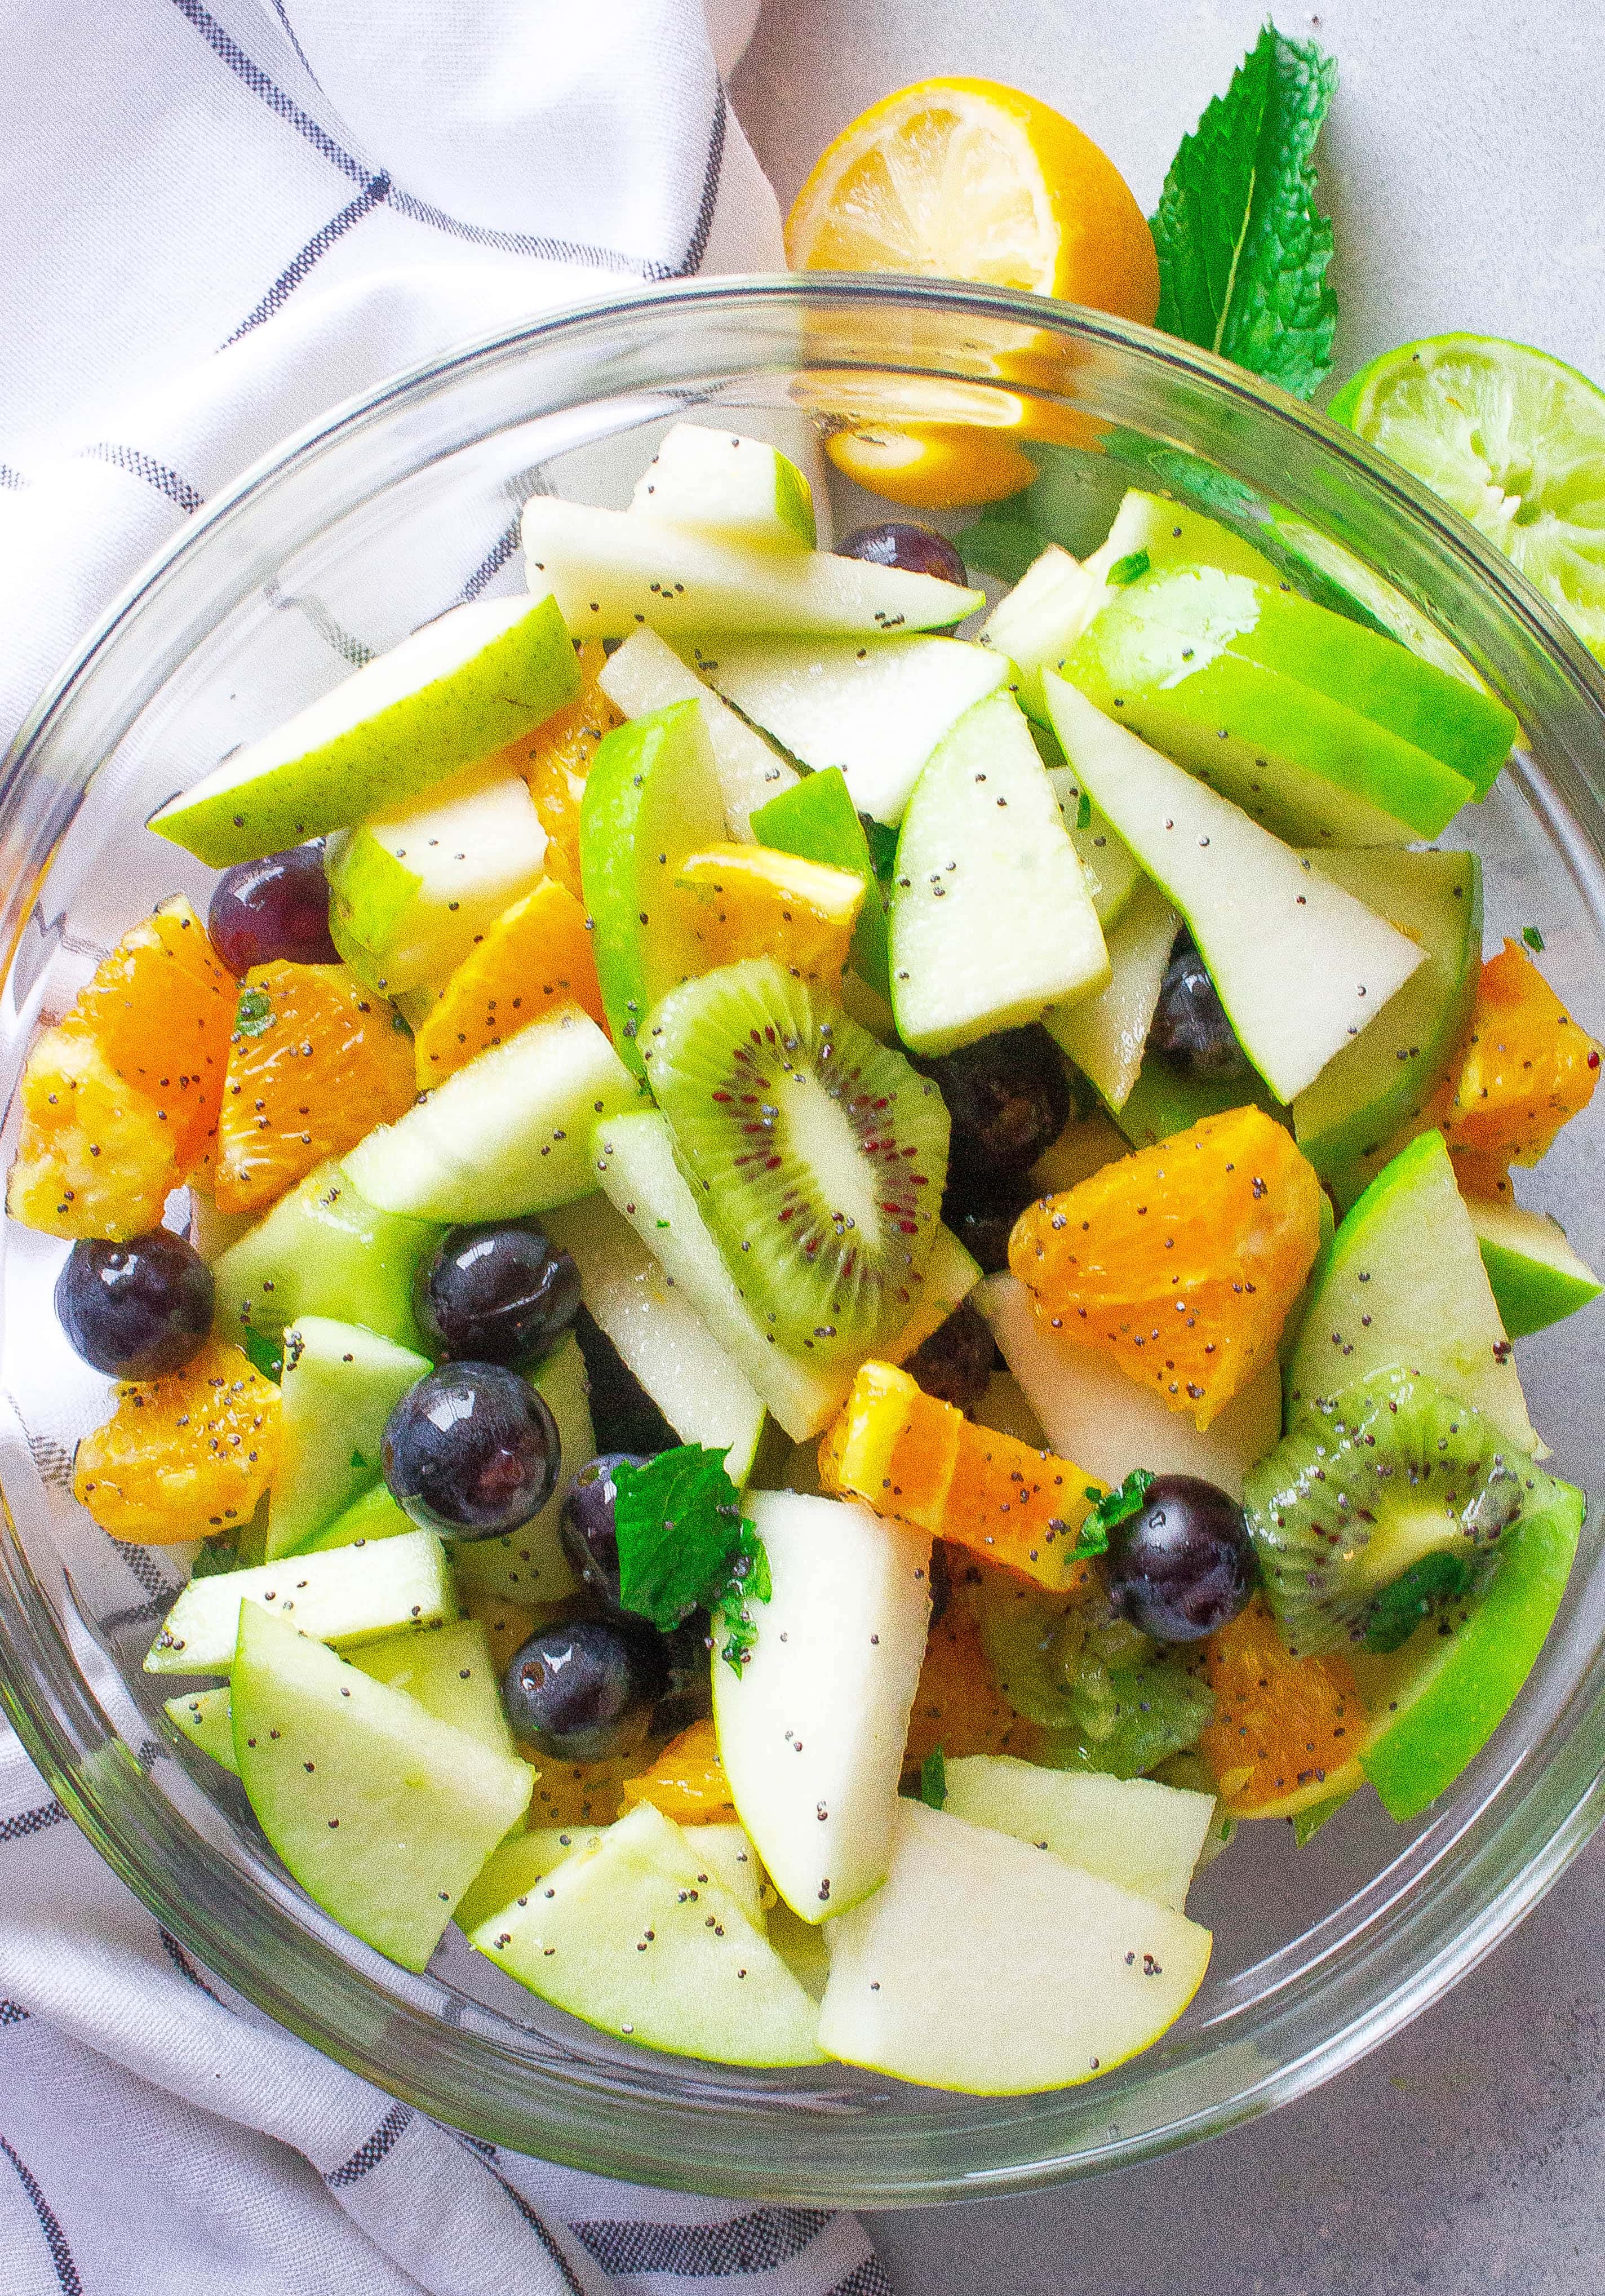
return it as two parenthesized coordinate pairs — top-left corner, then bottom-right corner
(13, 419), (1600, 2100)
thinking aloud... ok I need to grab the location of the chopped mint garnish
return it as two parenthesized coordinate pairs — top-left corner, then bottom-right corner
(859, 813), (900, 881)
(233, 985), (274, 1038)
(614, 1444), (770, 1674)
(1363, 1549), (1475, 1654)
(1078, 1468), (1155, 1557)
(240, 1327), (283, 1382)
(349, 1448), (367, 1471)
(1149, 23), (1339, 399)
(920, 1747), (947, 1810)
(1075, 789), (1093, 832)
(1107, 549), (1151, 587)
(1523, 924), (1546, 952)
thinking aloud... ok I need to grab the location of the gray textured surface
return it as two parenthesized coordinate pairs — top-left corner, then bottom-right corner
(732, 5), (1605, 2288)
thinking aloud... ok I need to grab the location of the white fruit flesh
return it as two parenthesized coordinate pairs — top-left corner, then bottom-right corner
(1083, 490), (1281, 588)
(269, 1316), (431, 1558)
(344, 1007), (638, 1222)
(818, 1800), (1212, 2093)
(470, 1802), (823, 2065)
(696, 634), (1009, 826)
(149, 595), (577, 868)
(144, 1527), (456, 1675)
(941, 1756), (1216, 1912)
(629, 423), (816, 549)
(680, 1821), (768, 1930)
(165, 1686), (238, 1774)
(1044, 875), (1178, 1110)
(349, 1616), (515, 1759)
(450, 1335), (588, 1604)
(1044, 765), (1143, 929)
(326, 766), (546, 995)
(233, 1604), (531, 1971)
(976, 1272), (1283, 1501)
(522, 498), (981, 639)
(891, 690), (1109, 1058)
(712, 1491), (930, 1923)
(455, 1823), (601, 1936)
(597, 627), (796, 837)
(1046, 675), (1425, 1102)
(978, 544), (1104, 719)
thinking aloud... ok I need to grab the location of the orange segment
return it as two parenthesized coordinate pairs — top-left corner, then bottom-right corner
(1439, 938), (1601, 1172)
(214, 961), (416, 1215)
(72, 1336), (280, 1544)
(8, 1022), (179, 1239)
(73, 895), (234, 1171)
(412, 879), (605, 1088)
(675, 843), (864, 987)
(1010, 1106), (1322, 1430)
(620, 1718), (737, 1824)
(1199, 1599), (1363, 1818)
(903, 1564), (1043, 1768)
(494, 640), (620, 900)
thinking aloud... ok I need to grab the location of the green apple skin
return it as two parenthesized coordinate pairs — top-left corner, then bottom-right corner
(629, 422), (817, 549)
(292, 1476), (414, 1554)
(1109, 1057), (1284, 1151)
(1355, 1475), (1584, 1821)
(210, 1160), (442, 1356)
(144, 1527), (456, 1676)
(1084, 489), (1283, 587)
(1293, 848), (1483, 1210)
(750, 765), (889, 995)
(596, 627), (797, 836)
(149, 595), (578, 868)
(1468, 1198), (1604, 1337)
(578, 700), (728, 1078)
(271, 1316), (431, 1558)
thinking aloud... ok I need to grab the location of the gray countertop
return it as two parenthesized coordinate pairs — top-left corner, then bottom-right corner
(732, 5), (1605, 2286)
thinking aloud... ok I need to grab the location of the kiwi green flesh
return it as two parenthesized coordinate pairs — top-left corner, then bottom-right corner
(1244, 1367), (1533, 1657)
(642, 955), (950, 1362)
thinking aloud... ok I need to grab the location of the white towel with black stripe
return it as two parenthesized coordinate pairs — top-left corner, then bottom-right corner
(0, 3), (892, 2289)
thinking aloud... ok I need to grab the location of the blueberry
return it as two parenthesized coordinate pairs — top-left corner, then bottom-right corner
(1105, 1473), (1257, 1643)
(55, 1231), (215, 1378)
(571, 1305), (677, 1456)
(1149, 934), (1249, 1080)
(835, 520), (968, 587)
(942, 1173), (1037, 1275)
(924, 1026), (1071, 1183)
(414, 1220), (580, 1367)
(503, 1616), (668, 1762)
(558, 1451), (648, 1609)
(903, 1300), (997, 1415)
(207, 844), (339, 974)
(382, 1362), (560, 1539)
(654, 1611), (714, 1735)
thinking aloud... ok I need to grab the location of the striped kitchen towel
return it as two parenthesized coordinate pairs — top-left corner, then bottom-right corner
(0, 4), (890, 2289)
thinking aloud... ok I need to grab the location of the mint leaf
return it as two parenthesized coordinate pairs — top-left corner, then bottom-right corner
(1106, 549), (1150, 587)
(1075, 789), (1093, 832)
(920, 1747), (947, 1810)
(1523, 924), (1546, 952)
(858, 813), (899, 881)
(613, 1445), (770, 1673)
(1150, 23), (1338, 398)
(1078, 1468), (1155, 1557)
(240, 1327), (283, 1382)
(233, 984), (274, 1038)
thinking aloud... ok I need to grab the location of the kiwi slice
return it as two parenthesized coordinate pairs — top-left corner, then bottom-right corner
(643, 956), (950, 1361)
(1245, 1368), (1535, 1657)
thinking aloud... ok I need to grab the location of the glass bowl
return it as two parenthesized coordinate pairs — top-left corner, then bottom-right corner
(3, 277), (1604, 2205)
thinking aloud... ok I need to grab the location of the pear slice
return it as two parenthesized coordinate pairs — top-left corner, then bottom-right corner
(597, 627), (797, 837)
(629, 423), (816, 549)
(941, 1756), (1216, 1911)
(149, 595), (577, 867)
(1044, 875), (1178, 1110)
(1045, 675), (1425, 1103)
(818, 1800), (1212, 2093)
(269, 1316), (430, 1558)
(144, 1527), (456, 1676)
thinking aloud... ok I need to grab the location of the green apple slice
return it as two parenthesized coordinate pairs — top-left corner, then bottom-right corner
(233, 1603), (531, 1971)
(1354, 1474), (1584, 1820)
(325, 765), (546, 996)
(1287, 1129), (1539, 1452)
(521, 498), (982, 639)
(470, 1802), (823, 2065)
(269, 1316), (429, 1559)
(344, 1007), (639, 1222)
(891, 689), (1108, 1058)
(1467, 1198), (1603, 1338)
(449, 1335), (588, 1604)
(144, 1528), (456, 1675)
(1044, 875), (1177, 1109)
(977, 544), (1104, 719)
(941, 1756), (1216, 1912)
(348, 1615), (515, 1759)
(694, 634), (1009, 827)
(165, 1685), (238, 1774)
(748, 765), (890, 995)
(1046, 676), (1424, 1103)
(1110, 1050), (1285, 1151)
(629, 422), (817, 549)
(597, 627), (797, 836)
(1293, 849), (1483, 1209)
(712, 1491), (930, 1923)
(1083, 489), (1283, 589)
(210, 1162), (443, 1357)
(578, 699), (728, 1075)
(292, 1478), (414, 1554)
(454, 1823), (601, 1936)
(817, 1799), (1212, 2093)
(149, 596), (578, 868)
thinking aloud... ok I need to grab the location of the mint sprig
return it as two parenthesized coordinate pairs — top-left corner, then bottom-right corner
(613, 1446), (770, 1674)
(1077, 1468), (1156, 1558)
(920, 1747), (947, 1811)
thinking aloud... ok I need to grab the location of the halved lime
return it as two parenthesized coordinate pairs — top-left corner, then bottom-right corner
(1329, 334), (1605, 658)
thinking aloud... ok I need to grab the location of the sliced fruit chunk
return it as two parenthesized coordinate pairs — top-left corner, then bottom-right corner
(524, 1754), (633, 1830)
(493, 639), (619, 899)
(1468, 1197), (1603, 1338)
(348, 1615), (515, 1758)
(270, 1317), (430, 1558)
(1046, 676), (1426, 1102)
(712, 1490), (931, 1922)
(902, 1583), (1042, 1767)
(1199, 1598), (1363, 1818)
(410, 879), (604, 1089)
(620, 1717), (737, 1824)
(629, 423), (816, 549)
(819, 1798), (1209, 2093)
(1083, 489), (1282, 591)
(644, 959), (949, 1363)
(1044, 875), (1178, 1111)
(522, 498), (981, 639)
(70, 894), (236, 1171)
(344, 1007), (638, 1224)
(143, 1525), (456, 1675)
(233, 1602), (531, 1970)
(1286, 1129), (1538, 1452)
(292, 1476), (413, 1554)
(8, 1022), (179, 1240)
(454, 1824), (600, 1937)
(165, 1685), (238, 1774)
(597, 627), (796, 838)
(1438, 938), (1602, 1173)
(215, 961), (416, 1215)
(448, 1333), (588, 1606)
(673, 842), (863, 989)
(210, 1160), (441, 1356)
(73, 1336), (279, 1544)
(1041, 761), (1143, 930)
(697, 635), (1009, 827)
(1292, 848), (1482, 1209)
(941, 1754), (1215, 1911)
(325, 765), (546, 998)
(150, 596), (579, 868)
(892, 689), (1107, 1057)
(748, 764), (890, 995)
(979, 545), (1104, 720)
(470, 1801), (822, 2064)
(1109, 1039), (1285, 1153)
